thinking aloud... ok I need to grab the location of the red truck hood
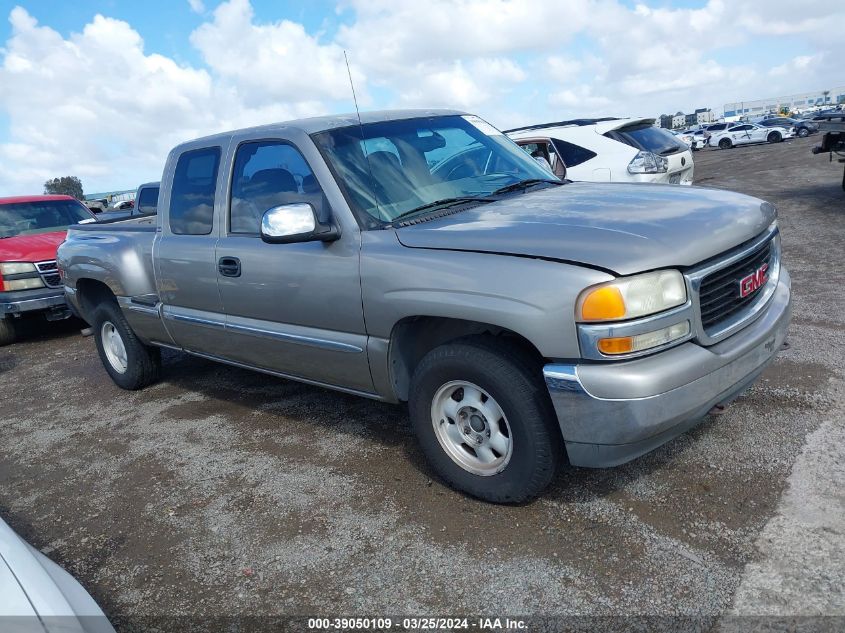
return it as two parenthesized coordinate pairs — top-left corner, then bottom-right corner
(0, 231), (67, 262)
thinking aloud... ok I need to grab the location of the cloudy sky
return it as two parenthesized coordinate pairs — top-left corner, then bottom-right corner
(0, 0), (841, 195)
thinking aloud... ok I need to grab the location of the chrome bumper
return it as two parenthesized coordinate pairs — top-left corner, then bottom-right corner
(0, 288), (68, 315)
(544, 270), (791, 468)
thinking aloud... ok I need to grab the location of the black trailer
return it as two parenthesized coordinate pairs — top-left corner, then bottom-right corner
(811, 112), (845, 191)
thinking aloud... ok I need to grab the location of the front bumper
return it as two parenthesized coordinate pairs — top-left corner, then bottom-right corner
(0, 287), (68, 316)
(544, 270), (791, 468)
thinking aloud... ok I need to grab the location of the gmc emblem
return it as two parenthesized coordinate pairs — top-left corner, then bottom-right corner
(739, 263), (769, 298)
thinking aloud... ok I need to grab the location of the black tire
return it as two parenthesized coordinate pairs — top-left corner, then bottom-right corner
(718, 138), (732, 149)
(408, 337), (562, 503)
(797, 127), (810, 138)
(91, 300), (161, 390)
(0, 317), (16, 346)
(767, 131), (782, 143)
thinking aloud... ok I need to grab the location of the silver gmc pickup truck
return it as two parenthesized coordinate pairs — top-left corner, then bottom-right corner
(58, 110), (791, 503)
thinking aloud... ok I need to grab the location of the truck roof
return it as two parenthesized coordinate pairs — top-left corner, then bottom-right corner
(181, 109), (468, 146)
(0, 194), (77, 205)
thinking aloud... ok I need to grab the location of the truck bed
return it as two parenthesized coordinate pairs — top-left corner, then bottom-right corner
(60, 215), (159, 300)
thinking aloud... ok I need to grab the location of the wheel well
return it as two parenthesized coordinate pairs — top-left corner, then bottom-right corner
(75, 278), (117, 321)
(388, 316), (544, 402)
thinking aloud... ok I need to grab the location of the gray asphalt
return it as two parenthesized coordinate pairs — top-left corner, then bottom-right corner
(1, 135), (843, 630)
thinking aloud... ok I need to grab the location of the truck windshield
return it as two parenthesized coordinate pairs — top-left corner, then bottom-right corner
(312, 115), (556, 225)
(0, 200), (93, 238)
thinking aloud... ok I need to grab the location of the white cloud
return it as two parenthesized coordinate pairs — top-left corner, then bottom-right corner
(0, 7), (216, 194)
(190, 0), (360, 107)
(1, 0), (843, 195)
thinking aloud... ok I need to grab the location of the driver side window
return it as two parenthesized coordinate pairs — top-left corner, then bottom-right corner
(230, 140), (324, 235)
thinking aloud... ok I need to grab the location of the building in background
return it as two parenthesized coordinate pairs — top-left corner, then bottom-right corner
(695, 108), (714, 124)
(661, 108), (713, 129)
(724, 86), (845, 120)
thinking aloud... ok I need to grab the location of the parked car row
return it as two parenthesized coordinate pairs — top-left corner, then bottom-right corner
(705, 121), (795, 149)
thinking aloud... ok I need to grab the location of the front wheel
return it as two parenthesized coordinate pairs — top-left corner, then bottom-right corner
(767, 131), (782, 143)
(797, 127), (810, 138)
(0, 317), (16, 346)
(408, 338), (561, 503)
(92, 300), (161, 389)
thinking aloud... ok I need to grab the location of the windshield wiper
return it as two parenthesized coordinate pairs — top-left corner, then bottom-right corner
(389, 197), (492, 225)
(488, 178), (563, 197)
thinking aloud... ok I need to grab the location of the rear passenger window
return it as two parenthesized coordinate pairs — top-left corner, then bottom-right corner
(550, 138), (597, 167)
(230, 141), (324, 234)
(169, 147), (221, 235)
(137, 186), (159, 214)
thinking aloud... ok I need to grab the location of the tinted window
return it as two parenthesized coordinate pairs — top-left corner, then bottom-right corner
(312, 115), (551, 225)
(0, 200), (93, 238)
(551, 138), (597, 167)
(605, 123), (687, 155)
(731, 125), (752, 131)
(230, 141), (325, 234)
(169, 147), (221, 235)
(137, 186), (159, 214)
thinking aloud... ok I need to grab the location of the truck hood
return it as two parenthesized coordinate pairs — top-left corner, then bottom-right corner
(395, 182), (776, 275)
(0, 231), (67, 263)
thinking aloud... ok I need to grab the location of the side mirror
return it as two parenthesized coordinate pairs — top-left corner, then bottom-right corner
(260, 203), (339, 244)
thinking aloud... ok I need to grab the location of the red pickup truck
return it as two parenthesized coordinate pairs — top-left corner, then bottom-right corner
(0, 195), (96, 345)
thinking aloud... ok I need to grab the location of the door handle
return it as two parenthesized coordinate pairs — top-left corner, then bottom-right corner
(218, 256), (241, 277)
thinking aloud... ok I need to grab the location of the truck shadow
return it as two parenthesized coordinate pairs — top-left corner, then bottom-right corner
(154, 349), (679, 507)
(7, 315), (86, 347)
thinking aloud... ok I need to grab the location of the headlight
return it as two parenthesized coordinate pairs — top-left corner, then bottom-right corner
(627, 150), (668, 174)
(2, 277), (45, 291)
(0, 262), (37, 275)
(577, 270), (687, 322)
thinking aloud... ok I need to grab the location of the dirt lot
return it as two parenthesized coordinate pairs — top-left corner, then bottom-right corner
(1, 136), (843, 631)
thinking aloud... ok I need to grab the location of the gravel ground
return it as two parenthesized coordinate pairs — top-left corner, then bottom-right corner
(1, 135), (843, 631)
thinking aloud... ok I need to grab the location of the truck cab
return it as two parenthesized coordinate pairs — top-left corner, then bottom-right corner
(0, 195), (96, 345)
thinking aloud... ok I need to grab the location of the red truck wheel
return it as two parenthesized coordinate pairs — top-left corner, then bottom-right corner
(0, 317), (16, 346)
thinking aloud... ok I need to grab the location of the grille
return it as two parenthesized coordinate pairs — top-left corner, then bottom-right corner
(41, 273), (62, 288)
(36, 261), (58, 272)
(698, 239), (773, 331)
(35, 261), (62, 288)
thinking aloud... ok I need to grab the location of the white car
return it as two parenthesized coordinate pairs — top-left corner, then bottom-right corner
(0, 517), (115, 632)
(708, 122), (795, 149)
(506, 117), (694, 185)
(673, 129), (707, 151)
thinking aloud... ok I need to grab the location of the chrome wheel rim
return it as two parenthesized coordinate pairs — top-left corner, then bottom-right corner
(101, 321), (128, 374)
(430, 380), (512, 476)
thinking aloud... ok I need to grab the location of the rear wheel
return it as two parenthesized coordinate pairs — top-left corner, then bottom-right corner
(408, 337), (561, 503)
(797, 127), (810, 138)
(718, 138), (732, 149)
(767, 131), (782, 143)
(0, 317), (16, 346)
(92, 300), (161, 389)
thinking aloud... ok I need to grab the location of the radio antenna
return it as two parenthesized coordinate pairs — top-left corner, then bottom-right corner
(344, 50), (384, 221)
(344, 50), (362, 125)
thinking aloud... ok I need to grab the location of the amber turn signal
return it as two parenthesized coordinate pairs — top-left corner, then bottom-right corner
(579, 286), (626, 321)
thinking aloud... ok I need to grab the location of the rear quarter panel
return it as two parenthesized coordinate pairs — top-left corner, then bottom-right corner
(58, 220), (158, 299)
